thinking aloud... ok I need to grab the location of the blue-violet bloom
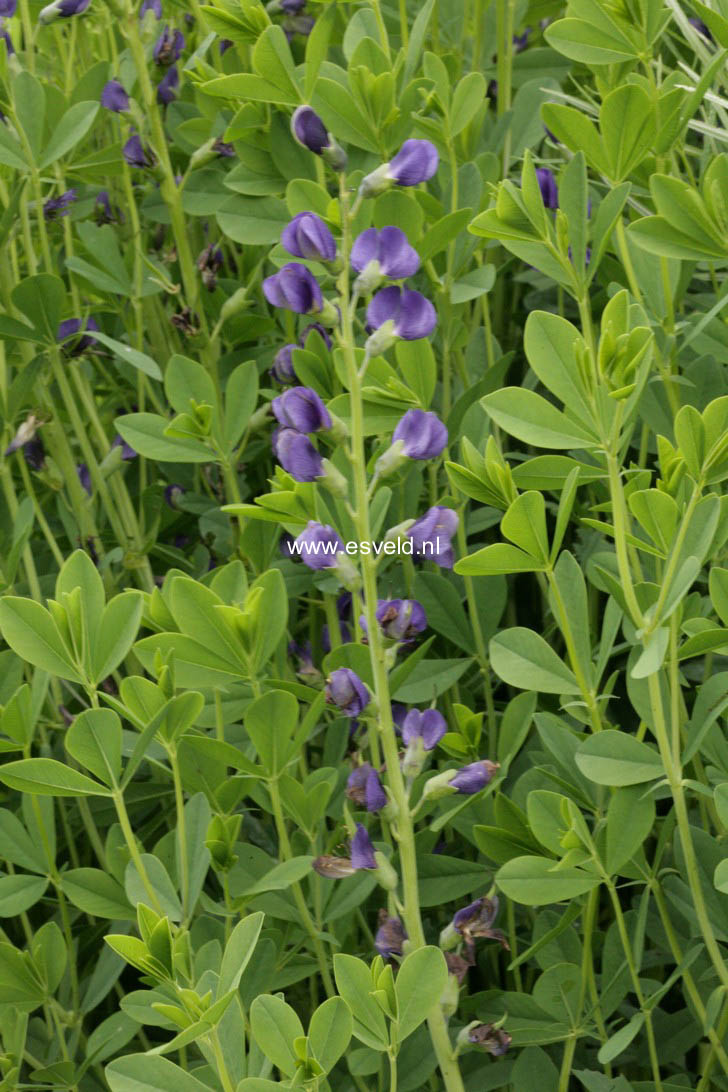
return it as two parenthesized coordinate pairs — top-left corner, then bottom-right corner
(350, 823), (377, 869)
(101, 79), (129, 112)
(360, 139), (438, 197)
(272, 386), (331, 433)
(450, 760), (499, 794)
(351, 226), (420, 291)
(154, 24), (184, 64)
(366, 286), (436, 352)
(293, 521), (344, 571)
(375, 598), (427, 641)
(123, 133), (155, 168)
(347, 763), (387, 812)
(43, 190), (77, 221)
(326, 667), (370, 717)
(536, 167), (558, 209)
(290, 105), (347, 171)
(281, 211), (336, 262)
(401, 708), (446, 750)
(408, 505), (458, 568)
(263, 262), (323, 315)
(157, 64), (179, 105)
(375, 912), (407, 959)
(273, 427), (323, 482)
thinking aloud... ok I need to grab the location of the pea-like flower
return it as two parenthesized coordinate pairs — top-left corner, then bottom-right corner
(101, 80), (129, 112)
(40, 0), (90, 21)
(57, 317), (99, 354)
(536, 167), (558, 209)
(273, 427), (324, 482)
(123, 133), (155, 169)
(326, 667), (370, 717)
(408, 505), (458, 568)
(281, 212), (336, 262)
(451, 760), (499, 794)
(467, 1025), (512, 1056)
(375, 598), (427, 641)
(292, 522), (344, 571)
(291, 105), (347, 171)
(360, 139), (439, 198)
(401, 708), (446, 750)
(452, 895), (508, 946)
(43, 190), (77, 221)
(351, 227), (420, 292)
(263, 262), (323, 315)
(77, 463), (92, 494)
(157, 64), (179, 105)
(271, 344), (297, 385)
(347, 764), (387, 812)
(350, 823), (376, 869)
(0, 1), (16, 15)
(365, 287), (436, 354)
(154, 24), (184, 64)
(0, 22), (13, 53)
(272, 386), (331, 433)
(393, 409), (448, 459)
(23, 437), (46, 471)
(140, 0), (162, 17)
(375, 911), (407, 959)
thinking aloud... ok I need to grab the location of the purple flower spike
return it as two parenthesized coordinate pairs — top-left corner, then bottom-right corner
(392, 409), (447, 460)
(351, 227), (420, 281)
(386, 139), (439, 186)
(273, 427), (324, 482)
(347, 763), (387, 812)
(154, 24), (184, 64)
(140, 0), (162, 17)
(57, 317), (99, 355)
(101, 80), (129, 112)
(450, 760), (499, 794)
(326, 667), (370, 717)
(281, 212), (336, 262)
(536, 167), (558, 209)
(374, 599), (427, 641)
(157, 64), (179, 105)
(292, 521), (344, 570)
(263, 262), (323, 314)
(43, 190), (77, 221)
(123, 133), (155, 169)
(401, 708), (446, 751)
(408, 505), (458, 568)
(350, 823), (377, 869)
(270, 344), (297, 384)
(366, 287), (436, 343)
(272, 386), (331, 433)
(375, 912), (407, 959)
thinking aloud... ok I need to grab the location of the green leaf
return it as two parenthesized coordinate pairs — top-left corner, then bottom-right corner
(597, 1012), (645, 1064)
(0, 758), (109, 797)
(449, 71), (487, 136)
(216, 194), (290, 245)
(224, 360), (258, 451)
(92, 593), (143, 684)
(124, 855), (182, 920)
(395, 947), (448, 1040)
(0, 875), (48, 917)
(217, 912), (264, 997)
(115, 413), (212, 463)
(40, 101), (99, 168)
(575, 731), (663, 785)
(308, 996), (352, 1072)
(249, 994), (304, 1077)
(65, 708), (122, 787)
(524, 310), (591, 419)
(455, 542), (546, 576)
(244, 689), (298, 777)
(600, 85), (656, 181)
(482, 388), (597, 449)
(333, 953), (389, 1050)
(0, 597), (81, 681)
(490, 628), (580, 694)
(106, 1054), (213, 1092)
(606, 786), (655, 874)
(497, 856), (600, 905)
(12, 274), (65, 342)
(60, 868), (134, 919)
(545, 17), (639, 64)
(502, 491), (550, 564)
(87, 331), (162, 381)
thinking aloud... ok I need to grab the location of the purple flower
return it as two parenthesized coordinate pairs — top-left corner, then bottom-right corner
(351, 227), (420, 281)
(347, 764), (387, 812)
(43, 190), (77, 221)
(468, 1025), (512, 1055)
(57, 317), (99, 355)
(293, 522), (344, 570)
(23, 437), (46, 470)
(689, 16), (713, 39)
(301, 323), (332, 349)
(289, 639), (318, 679)
(350, 823), (376, 869)
(213, 137), (234, 157)
(408, 505), (458, 568)
(123, 133), (155, 169)
(94, 190), (115, 224)
(46, 0), (91, 16)
(401, 708), (446, 751)
(290, 106), (347, 171)
(386, 139), (439, 186)
(513, 28), (531, 51)
(375, 912), (407, 959)
(219, 37), (233, 54)
(0, 24), (13, 53)
(164, 483), (184, 508)
(77, 463), (92, 495)
(112, 435), (137, 460)
(326, 668), (370, 717)
(271, 344), (297, 384)
(366, 287), (436, 343)
(369, 599), (427, 641)
(392, 409), (447, 460)
(452, 896), (508, 947)
(536, 167), (558, 209)
(281, 212), (336, 262)
(272, 386), (331, 433)
(0, 1), (16, 15)
(273, 427), (323, 481)
(450, 760), (499, 794)
(101, 80), (129, 112)
(263, 263), (323, 314)
(279, 0), (306, 11)
(154, 24), (184, 64)
(140, 0), (162, 17)
(391, 702), (407, 730)
(156, 64), (179, 105)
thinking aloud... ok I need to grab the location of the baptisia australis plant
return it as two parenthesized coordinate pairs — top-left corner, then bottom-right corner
(241, 111), (500, 1092)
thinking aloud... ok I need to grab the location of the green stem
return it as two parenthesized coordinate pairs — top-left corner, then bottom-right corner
(169, 748), (190, 920)
(112, 789), (164, 915)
